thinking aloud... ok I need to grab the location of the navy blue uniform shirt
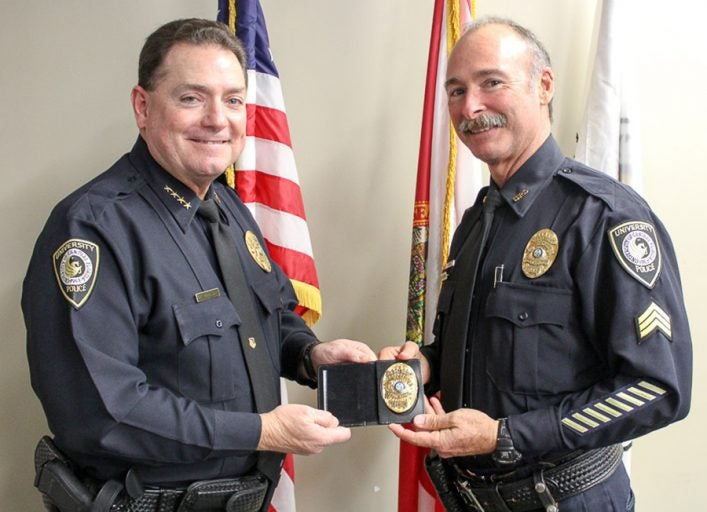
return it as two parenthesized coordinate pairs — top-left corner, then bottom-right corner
(23, 137), (316, 484)
(422, 136), (692, 465)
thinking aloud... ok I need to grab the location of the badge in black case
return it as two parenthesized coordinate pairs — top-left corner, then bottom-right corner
(317, 360), (425, 427)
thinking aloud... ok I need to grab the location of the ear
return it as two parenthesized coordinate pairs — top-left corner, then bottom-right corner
(131, 85), (149, 131)
(538, 67), (555, 107)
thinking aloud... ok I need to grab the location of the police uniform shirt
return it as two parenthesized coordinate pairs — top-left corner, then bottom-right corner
(422, 135), (692, 464)
(22, 137), (317, 484)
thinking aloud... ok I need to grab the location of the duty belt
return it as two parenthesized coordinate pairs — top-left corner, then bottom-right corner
(108, 476), (269, 512)
(453, 444), (623, 512)
(35, 436), (270, 512)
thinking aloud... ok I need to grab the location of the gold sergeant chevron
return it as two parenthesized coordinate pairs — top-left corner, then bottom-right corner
(636, 302), (672, 341)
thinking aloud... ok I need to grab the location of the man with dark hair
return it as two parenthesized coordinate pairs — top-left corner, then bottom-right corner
(381, 17), (691, 511)
(24, 18), (375, 512)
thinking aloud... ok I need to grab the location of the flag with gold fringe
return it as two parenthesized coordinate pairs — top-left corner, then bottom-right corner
(218, 1), (322, 511)
(400, 1), (481, 510)
(218, 0), (322, 328)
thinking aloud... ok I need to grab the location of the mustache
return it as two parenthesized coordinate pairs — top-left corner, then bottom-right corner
(458, 113), (507, 134)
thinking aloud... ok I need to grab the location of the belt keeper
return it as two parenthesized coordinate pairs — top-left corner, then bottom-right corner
(532, 469), (558, 512)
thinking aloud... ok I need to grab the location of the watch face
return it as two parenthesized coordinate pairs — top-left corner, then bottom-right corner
(492, 449), (523, 465)
(493, 418), (522, 465)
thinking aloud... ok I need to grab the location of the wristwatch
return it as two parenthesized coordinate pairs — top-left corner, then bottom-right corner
(492, 417), (523, 465)
(302, 341), (321, 382)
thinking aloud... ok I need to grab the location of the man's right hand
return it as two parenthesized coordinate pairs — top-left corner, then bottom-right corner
(258, 404), (351, 455)
(379, 341), (430, 384)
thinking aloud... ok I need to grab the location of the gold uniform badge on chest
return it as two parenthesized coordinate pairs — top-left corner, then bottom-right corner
(245, 230), (272, 272)
(522, 228), (559, 279)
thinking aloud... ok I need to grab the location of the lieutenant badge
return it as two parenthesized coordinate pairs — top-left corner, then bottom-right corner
(244, 231), (271, 272)
(381, 362), (418, 414)
(52, 239), (100, 309)
(608, 221), (662, 289)
(522, 228), (558, 279)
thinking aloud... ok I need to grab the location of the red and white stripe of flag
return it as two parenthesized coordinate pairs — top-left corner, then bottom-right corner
(399, 1), (480, 511)
(236, 69), (321, 326)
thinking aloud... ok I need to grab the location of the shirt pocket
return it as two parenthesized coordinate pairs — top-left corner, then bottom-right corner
(249, 274), (283, 372)
(484, 283), (573, 395)
(173, 296), (244, 402)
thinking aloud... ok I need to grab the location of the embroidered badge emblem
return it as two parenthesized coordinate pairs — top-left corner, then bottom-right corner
(381, 362), (419, 414)
(608, 221), (662, 288)
(636, 302), (672, 342)
(52, 239), (100, 309)
(244, 230), (271, 272)
(522, 228), (559, 278)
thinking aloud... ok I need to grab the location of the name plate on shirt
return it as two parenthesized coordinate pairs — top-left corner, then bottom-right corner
(317, 360), (424, 427)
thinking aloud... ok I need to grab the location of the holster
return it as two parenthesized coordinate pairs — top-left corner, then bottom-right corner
(34, 436), (93, 512)
(425, 451), (466, 512)
(176, 475), (268, 512)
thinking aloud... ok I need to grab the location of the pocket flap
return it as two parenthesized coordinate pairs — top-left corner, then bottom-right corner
(251, 276), (282, 314)
(173, 296), (241, 345)
(485, 283), (571, 327)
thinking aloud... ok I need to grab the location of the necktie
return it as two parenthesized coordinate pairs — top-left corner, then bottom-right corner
(477, 185), (503, 267)
(198, 199), (284, 493)
(440, 185), (502, 410)
(197, 199), (279, 413)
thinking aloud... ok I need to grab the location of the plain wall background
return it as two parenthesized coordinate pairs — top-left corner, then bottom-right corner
(2, 1), (704, 510)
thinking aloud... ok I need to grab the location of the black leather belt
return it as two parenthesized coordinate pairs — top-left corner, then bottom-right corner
(110, 475), (269, 512)
(453, 444), (623, 512)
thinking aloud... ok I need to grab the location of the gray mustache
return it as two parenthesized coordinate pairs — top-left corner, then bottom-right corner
(458, 114), (507, 134)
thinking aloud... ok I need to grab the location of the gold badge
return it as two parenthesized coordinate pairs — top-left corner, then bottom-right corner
(52, 238), (100, 309)
(380, 362), (419, 414)
(522, 228), (559, 279)
(244, 231), (271, 272)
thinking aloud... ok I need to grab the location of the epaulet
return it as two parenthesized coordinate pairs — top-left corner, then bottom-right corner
(62, 154), (143, 221)
(555, 159), (629, 211)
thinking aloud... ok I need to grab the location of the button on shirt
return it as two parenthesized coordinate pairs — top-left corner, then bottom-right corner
(23, 137), (317, 484)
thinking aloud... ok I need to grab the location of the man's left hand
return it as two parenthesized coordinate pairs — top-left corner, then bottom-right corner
(311, 339), (377, 370)
(388, 397), (498, 458)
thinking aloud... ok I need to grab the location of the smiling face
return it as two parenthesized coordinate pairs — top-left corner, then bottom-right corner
(445, 24), (554, 184)
(131, 42), (247, 198)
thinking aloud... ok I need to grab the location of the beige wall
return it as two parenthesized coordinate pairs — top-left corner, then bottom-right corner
(1, 1), (704, 510)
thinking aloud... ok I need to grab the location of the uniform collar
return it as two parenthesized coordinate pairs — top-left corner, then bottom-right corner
(128, 136), (203, 232)
(496, 135), (566, 218)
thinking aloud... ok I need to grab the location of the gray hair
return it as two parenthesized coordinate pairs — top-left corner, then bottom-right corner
(459, 16), (553, 121)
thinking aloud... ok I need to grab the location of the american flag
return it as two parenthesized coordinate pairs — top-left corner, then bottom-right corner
(218, 0), (322, 328)
(401, 1), (480, 510)
(218, 1), (323, 511)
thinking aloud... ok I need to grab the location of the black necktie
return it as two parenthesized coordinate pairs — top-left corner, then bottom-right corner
(477, 185), (502, 266)
(197, 199), (279, 413)
(198, 199), (285, 492)
(440, 185), (502, 410)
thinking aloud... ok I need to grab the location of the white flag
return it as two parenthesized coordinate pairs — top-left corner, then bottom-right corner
(576, 0), (642, 193)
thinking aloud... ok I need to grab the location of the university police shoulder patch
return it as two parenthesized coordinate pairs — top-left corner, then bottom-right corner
(608, 221), (662, 289)
(52, 238), (100, 309)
